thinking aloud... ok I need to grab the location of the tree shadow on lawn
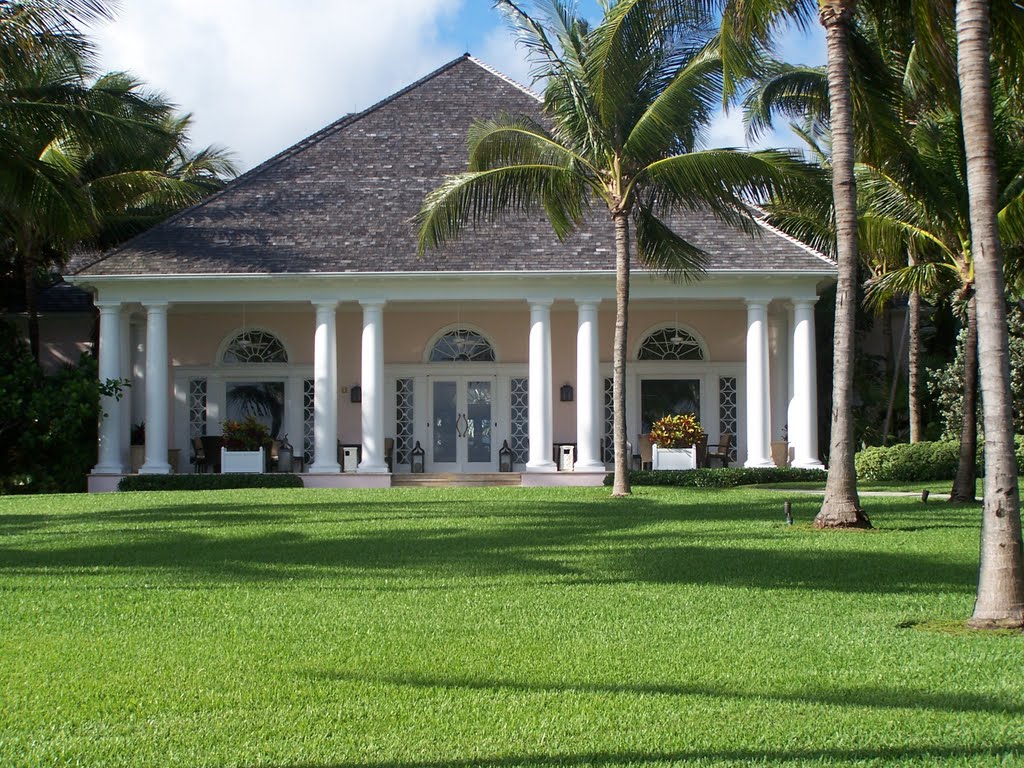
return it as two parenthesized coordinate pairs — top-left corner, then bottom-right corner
(308, 669), (1024, 717)
(0, 509), (976, 593)
(265, 743), (1023, 768)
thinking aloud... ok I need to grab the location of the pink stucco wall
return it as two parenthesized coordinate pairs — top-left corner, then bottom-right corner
(165, 302), (747, 447)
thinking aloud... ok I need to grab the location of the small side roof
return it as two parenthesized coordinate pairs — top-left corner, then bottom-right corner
(74, 55), (834, 277)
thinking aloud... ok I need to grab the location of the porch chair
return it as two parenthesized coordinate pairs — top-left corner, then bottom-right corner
(201, 435), (223, 474)
(695, 432), (709, 469)
(384, 438), (394, 473)
(637, 434), (654, 470)
(706, 433), (733, 468)
(190, 436), (207, 474)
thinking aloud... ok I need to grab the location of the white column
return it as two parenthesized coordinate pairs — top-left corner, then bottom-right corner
(92, 302), (125, 474)
(526, 299), (557, 471)
(119, 309), (132, 470)
(744, 299), (774, 467)
(791, 298), (825, 469)
(769, 308), (790, 465)
(358, 299), (389, 473)
(140, 302), (171, 474)
(574, 299), (604, 470)
(309, 301), (340, 473)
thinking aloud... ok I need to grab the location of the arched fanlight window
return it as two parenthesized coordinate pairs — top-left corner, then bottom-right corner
(429, 329), (496, 362)
(638, 327), (705, 361)
(223, 330), (288, 364)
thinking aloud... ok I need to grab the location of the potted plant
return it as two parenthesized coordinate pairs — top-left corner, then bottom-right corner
(649, 413), (703, 470)
(220, 415), (271, 473)
(771, 424), (790, 468)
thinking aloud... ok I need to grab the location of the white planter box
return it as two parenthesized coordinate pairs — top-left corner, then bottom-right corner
(221, 446), (265, 474)
(652, 444), (696, 470)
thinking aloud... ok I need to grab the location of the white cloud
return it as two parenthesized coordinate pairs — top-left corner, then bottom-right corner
(476, 26), (536, 93)
(92, 0), (465, 170)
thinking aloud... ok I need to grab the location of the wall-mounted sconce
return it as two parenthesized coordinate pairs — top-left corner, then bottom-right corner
(350, 385), (362, 403)
(560, 383), (574, 402)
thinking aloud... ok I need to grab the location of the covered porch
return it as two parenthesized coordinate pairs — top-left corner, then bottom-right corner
(76, 269), (827, 492)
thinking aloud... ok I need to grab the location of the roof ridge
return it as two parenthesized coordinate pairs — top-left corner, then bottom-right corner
(466, 55), (543, 102)
(74, 54), (478, 275)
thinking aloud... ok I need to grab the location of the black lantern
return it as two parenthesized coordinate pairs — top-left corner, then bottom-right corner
(411, 441), (425, 473)
(350, 385), (362, 403)
(560, 383), (574, 402)
(499, 440), (514, 472)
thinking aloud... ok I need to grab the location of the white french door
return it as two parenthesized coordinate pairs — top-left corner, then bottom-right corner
(429, 376), (496, 471)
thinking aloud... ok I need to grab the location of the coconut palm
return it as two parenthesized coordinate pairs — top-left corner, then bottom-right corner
(955, 0), (1024, 628)
(859, 97), (1024, 502)
(417, 0), (808, 495)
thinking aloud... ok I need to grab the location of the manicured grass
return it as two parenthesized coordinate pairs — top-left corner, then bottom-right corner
(0, 486), (1020, 766)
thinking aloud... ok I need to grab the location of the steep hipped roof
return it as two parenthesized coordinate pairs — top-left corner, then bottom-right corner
(75, 55), (833, 277)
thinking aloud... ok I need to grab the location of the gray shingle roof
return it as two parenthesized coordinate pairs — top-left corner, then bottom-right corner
(75, 55), (834, 277)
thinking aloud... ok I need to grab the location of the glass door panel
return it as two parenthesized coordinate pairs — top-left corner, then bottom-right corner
(466, 380), (492, 465)
(432, 380), (458, 465)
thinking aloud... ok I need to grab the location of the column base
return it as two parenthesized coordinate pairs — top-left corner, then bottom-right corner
(792, 458), (825, 470)
(744, 458), (776, 469)
(92, 463), (126, 475)
(573, 459), (606, 472)
(525, 460), (558, 472)
(357, 463), (390, 474)
(308, 462), (341, 474)
(139, 462), (172, 475)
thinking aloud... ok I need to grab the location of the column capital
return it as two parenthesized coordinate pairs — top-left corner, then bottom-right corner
(94, 300), (123, 312)
(526, 298), (554, 308)
(574, 298), (602, 309)
(744, 298), (770, 311)
(142, 301), (169, 312)
(311, 299), (338, 311)
(359, 298), (387, 309)
(789, 297), (819, 311)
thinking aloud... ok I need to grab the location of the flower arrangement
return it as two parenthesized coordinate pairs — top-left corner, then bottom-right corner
(221, 415), (272, 451)
(649, 413), (703, 449)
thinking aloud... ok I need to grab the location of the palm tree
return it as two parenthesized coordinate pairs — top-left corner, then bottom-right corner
(417, 0), (807, 495)
(858, 97), (1024, 502)
(955, 0), (1024, 628)
(1, 28), (236, 361)
(714, 0), (877, 527)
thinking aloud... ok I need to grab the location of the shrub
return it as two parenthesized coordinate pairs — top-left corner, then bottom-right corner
(118, 473), (304, 492)
(855, 441), (960, 481)
(603, 467), (827, 488)
(1, 321), (126, 494)
(221, 415), (272, 451)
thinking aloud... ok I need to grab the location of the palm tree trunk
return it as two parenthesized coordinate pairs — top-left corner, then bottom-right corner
(908, 287), (923, 442)
(611, 210), (631, 496)
(956, 0), (1024, 627)
(815, 1), (870, 529)
(950, 294), (978, 503)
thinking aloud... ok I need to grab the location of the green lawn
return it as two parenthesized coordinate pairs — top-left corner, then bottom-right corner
(0, 486), (1020, 767)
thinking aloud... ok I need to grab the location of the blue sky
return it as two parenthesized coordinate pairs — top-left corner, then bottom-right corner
(93, 1), (826, 172)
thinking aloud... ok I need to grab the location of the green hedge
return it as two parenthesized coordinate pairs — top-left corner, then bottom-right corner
(603, 467), (827, 488)
(854, 437), (1024, 482)
(855, 442), (961, 482)
(118, 473), (304, 492)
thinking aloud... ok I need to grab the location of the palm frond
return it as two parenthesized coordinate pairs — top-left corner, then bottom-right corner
(416, 164), (589, 252)
(864, 261), (959, 310)
(623, 44), (722, 162)
(633, 201), (708, 280)
(640, 148), (812, 229)
(741, 62), (828, 143)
